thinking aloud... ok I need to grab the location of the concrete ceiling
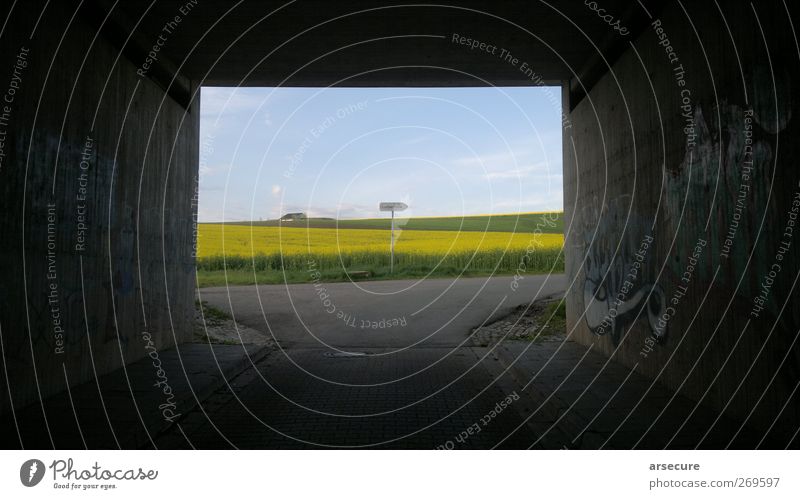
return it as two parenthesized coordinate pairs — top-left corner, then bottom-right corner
(97, 0), (658, 88)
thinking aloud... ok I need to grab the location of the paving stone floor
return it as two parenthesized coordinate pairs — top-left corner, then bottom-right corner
(153, 339), (792, 449)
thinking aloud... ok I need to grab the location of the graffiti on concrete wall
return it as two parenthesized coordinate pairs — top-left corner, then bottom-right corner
(663, 96), (784, 296)
(576, 195), (667, 345)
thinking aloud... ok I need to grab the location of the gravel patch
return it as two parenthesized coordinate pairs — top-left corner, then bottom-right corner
(471, 296), (566, 347)
(194, 301), (276, 347)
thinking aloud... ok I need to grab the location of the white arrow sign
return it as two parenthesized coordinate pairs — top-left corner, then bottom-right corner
(379, 202), (408, 212)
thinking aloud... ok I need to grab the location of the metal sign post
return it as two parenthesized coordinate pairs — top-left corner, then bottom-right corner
(379, 202), (408, 273)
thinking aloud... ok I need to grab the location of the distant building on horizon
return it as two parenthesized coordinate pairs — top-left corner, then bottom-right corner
(280, 212), (306, 222)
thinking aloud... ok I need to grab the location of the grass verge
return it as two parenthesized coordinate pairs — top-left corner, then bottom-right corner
(196, 248), (564, 287)
(196, 255), (564, 287)
(195, 267), (557, 287)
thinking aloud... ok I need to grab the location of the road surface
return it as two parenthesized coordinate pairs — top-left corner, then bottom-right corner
(197, 274), (568, 351)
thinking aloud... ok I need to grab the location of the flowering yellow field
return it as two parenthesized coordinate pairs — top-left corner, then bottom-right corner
(195, 223), (564, 283)
(197, 224), (563, 258)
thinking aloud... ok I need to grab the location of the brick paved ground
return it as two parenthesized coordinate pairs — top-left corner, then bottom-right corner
(6, 335), (786, 449)
(154, 346), (539, 449)
(153, 337), (786, 449)
(478, 341), (788, 449)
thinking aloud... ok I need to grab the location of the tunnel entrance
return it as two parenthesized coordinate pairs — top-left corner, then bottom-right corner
(194, 85), (564, 288)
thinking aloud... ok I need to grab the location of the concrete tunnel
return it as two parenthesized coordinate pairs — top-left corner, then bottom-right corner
(0, 0), (798, 448)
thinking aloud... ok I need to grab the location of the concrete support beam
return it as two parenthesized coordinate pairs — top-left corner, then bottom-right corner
(80, 0), (193, 109)
(569, 0), (670, 112)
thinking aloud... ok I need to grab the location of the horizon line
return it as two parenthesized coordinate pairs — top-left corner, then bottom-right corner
(198, 210), (564, 224)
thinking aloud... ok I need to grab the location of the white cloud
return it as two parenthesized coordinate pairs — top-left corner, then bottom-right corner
(199, 162), (231, 178)
(451, 149), (528, 168)
(197, 201), (255, 222)
(483, 162), (555, 180)
(401, 134), (434, 146)
(491, 190), (564, 212)
(265, 202), (385, 220)
(271, 184), (282, 196)
(200, 87), (273, 121)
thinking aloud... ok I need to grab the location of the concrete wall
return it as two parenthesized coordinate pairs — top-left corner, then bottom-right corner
(564, 0), (799, 434)
(0, 2), (198, 414)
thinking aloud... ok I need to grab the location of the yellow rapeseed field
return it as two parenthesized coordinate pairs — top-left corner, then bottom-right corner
(196, 223), (564, 280)
(197, 224), (563, 258)
(197, 224), (564, 258)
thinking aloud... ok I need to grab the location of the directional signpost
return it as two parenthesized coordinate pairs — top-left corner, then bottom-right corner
(379, 202), (408, 273)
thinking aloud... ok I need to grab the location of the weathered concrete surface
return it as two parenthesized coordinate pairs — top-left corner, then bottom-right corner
(563, 1), (800, 437)
(109, 0), (642, 87)
(1, 342), (270, 449)
(0, 1), (199, 414)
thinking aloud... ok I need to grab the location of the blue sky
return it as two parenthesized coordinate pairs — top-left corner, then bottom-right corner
(198, 86), (563, 222)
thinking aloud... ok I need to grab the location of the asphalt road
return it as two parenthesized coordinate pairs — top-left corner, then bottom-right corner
(197, 274), (567, 351)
